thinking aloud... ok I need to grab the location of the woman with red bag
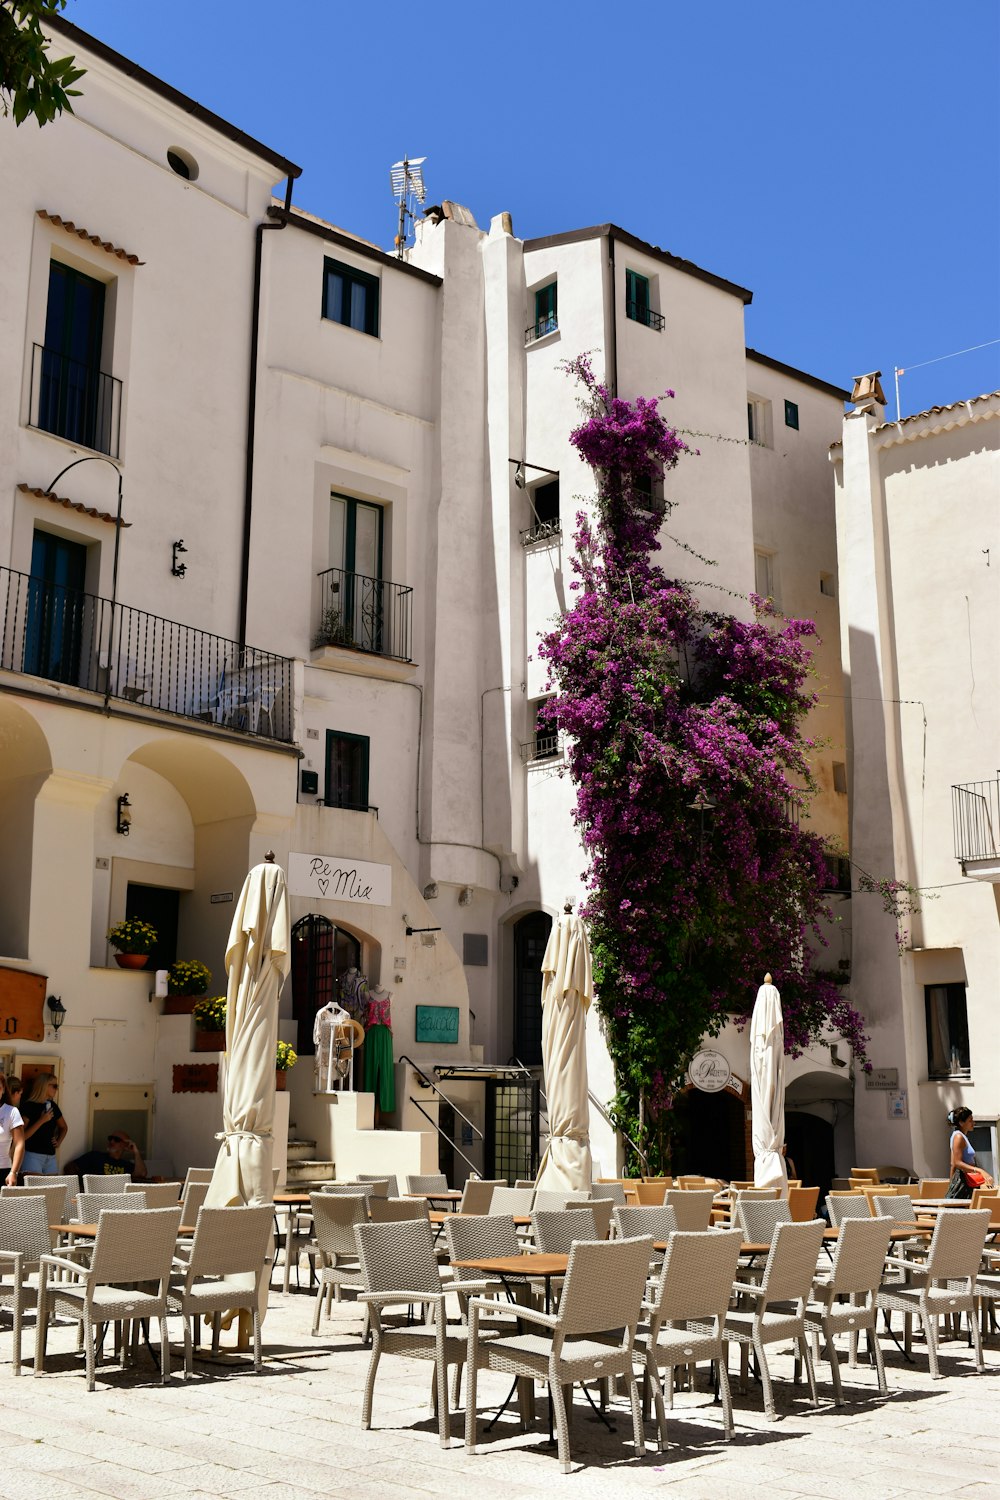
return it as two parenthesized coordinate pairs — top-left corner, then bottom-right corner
(946, 1107), (994, 1198)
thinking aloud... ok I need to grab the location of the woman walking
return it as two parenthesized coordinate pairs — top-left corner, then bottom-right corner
(21, 1073), (66, 1175)
(0, 1073), (25, 1187)
(946, 1106), (994, 1198)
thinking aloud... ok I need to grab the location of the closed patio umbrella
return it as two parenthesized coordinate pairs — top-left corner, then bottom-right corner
(535, 908), (593, 1193)
(750, 972), (787, 1194)
(206, 855), (290, 1211)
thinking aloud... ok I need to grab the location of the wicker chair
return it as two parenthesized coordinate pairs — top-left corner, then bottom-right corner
(167, 1204), (273, 1375)
(308, 1191), (367, 1334)
(580, 1198), (615, 1240)
(353, 1177), (390, 1198)
(403, 1174), (448, 1194)
(465, 1235), (653, 1474)
(637, 1228), (743, 1451)
(663, 1190), (714, 1231)
(179, 1181), (210, 1226)
(633, 1182), (668, 1206)
(127, 1182), (182, 1209)
(736, 1198), (792, 1243)
(355, 1217), (486, 1447)
(826, 1193), (870, 1228)
(803, 1216), (892, 1404)
(788, 1186), (820, 1222)
(488, 1186), (534, 1216)
(459, 1179), (504, 1214)
(709, 1218), (825, 1421)
(35, 1205), (182, 1390)
(532, 1189), (579, 1213)
(1, 1182), (69, 1229)
(182, 1167), (214, 1191)
(0, 1195), (59, 1374)
(592, 1181), (626, 1207)
(82, 1174), (131, 1194)
(368, 1196), (430, 1223)
(613, 1203), (678, 1248)
(24, 1174), (78, 1222)
(79, 1191), (147, 1220)
(358, 1173), (398, 1196)
(531, 1208), (598, 1254)
(875, 1208), (990, 1378)
(323, 1181), (379, 1198)
(914, 1179), (950, 1199)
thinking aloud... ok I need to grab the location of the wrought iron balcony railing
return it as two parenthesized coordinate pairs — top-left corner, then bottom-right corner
(520, 518), (562, 547)
(520, 732), (561, 763)
(0, 565), (294, 742)
(626, 301), (665, 331)
(29, 343), (122, 458)
(314, 567), (413, 662)
(952, 776), (1000, 863)
(525, 314), (558, 345)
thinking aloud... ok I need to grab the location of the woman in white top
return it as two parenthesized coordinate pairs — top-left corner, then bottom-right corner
(0, 1072), (25, 1186)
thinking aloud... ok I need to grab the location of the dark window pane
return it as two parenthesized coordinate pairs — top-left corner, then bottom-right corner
(323, 257), (380, 337)
(925, 983), (970, 1078)
(325, 730), (370, 810)
(533, 480), (559, 524)
(784, 399), (799, 430)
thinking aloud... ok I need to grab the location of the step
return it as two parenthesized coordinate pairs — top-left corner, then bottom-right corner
(285, 1159), (335, 1185)
(286, 1139), (318, 1163)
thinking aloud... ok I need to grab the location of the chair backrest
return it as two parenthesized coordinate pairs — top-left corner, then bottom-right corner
(515, 1180), (536, 1189)
(0, 1194), (54, 1260)
(355, 1217), (441, 1297)
(759, 1219), (826, 1302)
(663, 1189), (714, 1230)
(633, 1182), (668, 1206)
(1, 1183), (67, 1229)
(532, 1189), (576, 1213)
(733, 1188), (781, 1203)
(352, 1178), (389, 1198)
(531, 1207), (598, 1254)
(23, 1174), (77, 1222)
(183, 1167), (215, 1190)
(555, 1236), (653, 1338)
(613, 1203), (678, 1242)
(184, 1204), (273, 1281)
(358, 1173), (397, 1196)
(826, 1193), (871, 1227)
(459, 1178), (503, 1214)
(180, 1181), (210, 1223)
(488, 1186), (534, 1216)
(970, 1187), (1000, 1211)
(651, 1228), (743, 1323)
(403, 1174), (448, 1194)
(736, 1198), (792, 1243)
(675, 1176), (708, 1187)
(585, 1198), (615, 1240)
(915, 1178), (950, 1199)
(825, 1215), (893, 1296)
(310, 1191), (367, 1256)
(870, 1192), (916, 1222)
(590, 1181), (626, 1207)
(83, 1173), (131, 1194)
(90, 1205), (182, 1287)
(79, 1190), (147, 1219)
(788, 1186), (820, 1222)
(445, 1211), (520, 1277)
(127, 1182), (181, 1209)
(323, 1181), (378, 1199)
(850, 1167), (881, 1182)
(641, 1176), (673, 1189)
(924, 1208), (990, 1281)
(368, 1196), (429, 1223)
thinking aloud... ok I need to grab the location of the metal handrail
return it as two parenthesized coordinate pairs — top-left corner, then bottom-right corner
(508, 1055), (650, 1174)
(406, 1095), (480, 1178)
(625, 301), (665, 332)
(398, 1053), (484, 1142)
(314, 565), (413, 662)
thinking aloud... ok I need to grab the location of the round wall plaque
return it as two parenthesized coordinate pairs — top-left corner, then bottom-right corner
(687, 1049), (732, 1093)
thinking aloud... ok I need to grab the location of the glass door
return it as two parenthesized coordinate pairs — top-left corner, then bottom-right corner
(24, 530), (89, 685)
(330, 493), (383, 652)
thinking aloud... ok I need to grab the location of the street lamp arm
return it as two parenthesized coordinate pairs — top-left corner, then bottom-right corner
(44, 454), (123, 497)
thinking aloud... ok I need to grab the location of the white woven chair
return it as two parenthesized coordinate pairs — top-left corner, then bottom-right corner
(308, 1192), (367, 1335)
(826, 1193), (870, 1228)
(459, 1179), (504, 1214)
(637, 1227), (743, 1451)
(736, 1199), (792, 1243)
(403, 1174), (448, 1194)
(465, 1235), (653, 1474)
(24, 1174), (77, 1222)
(803, 1215), (892, 1404)
(35, 1205), (182, 1390)
(368, 1196), (429, 1223)
(0, 1195), (61, 1374)
(358, 1173), (398, 1197)
(488, 1186), (534, 1216)
(1, 1183), (70, 1230)
(663, 1190), (714, 1230)
(128, 1182), (182, 1209)
(876, 1208), (990, 1379)
(182, 1167), (214, 1190)
(79, 1191), (147, 1220)
(167, 1204), (273, 1375)
(531, 1208), (598, 1255)
(179, 1181), (210, 1226)
(82, 1174), (131, 1194)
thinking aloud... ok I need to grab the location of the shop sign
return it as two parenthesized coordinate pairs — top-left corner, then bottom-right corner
(865, 1068), (899, 1090)
(687, 1049), (732, 1093)
(288, 852), (391, 907)
(415, 1005), (460, 1045)
(0, 967), (46, 1041)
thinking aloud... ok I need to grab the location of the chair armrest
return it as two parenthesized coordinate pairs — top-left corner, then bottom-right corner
(356, 1289), (446, 1307)
(468, 1296), (558, 1331)
(731, 1280), (764, 1299)
(40, 1253), (90, 1278)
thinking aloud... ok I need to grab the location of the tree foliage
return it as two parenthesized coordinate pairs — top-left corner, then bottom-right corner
(538, 355), (870, 1171)
(1, 0), (84, 126)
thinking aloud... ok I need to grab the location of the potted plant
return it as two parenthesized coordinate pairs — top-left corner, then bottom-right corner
(107, 917), (158, 969)
(312, 605), (354, 651)
(163, 959), (212, 1016)
(275, 1040), (298, 1090)
(192, 995), (226, 1051)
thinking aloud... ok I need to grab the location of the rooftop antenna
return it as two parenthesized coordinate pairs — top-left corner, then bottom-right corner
(390, 154), (426, 258)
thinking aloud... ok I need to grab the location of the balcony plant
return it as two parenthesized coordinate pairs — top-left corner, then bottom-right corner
(275, 1040), (298, 1091)
(107, 917), (157, 969)
(312, 605), (354, 652)
(192, 995), (226, 1052)
(163, 958), (212, 1015)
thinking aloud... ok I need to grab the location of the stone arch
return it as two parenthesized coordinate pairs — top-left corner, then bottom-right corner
(0, 700), (53, 956)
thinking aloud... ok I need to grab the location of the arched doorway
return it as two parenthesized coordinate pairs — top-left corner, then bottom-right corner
(674, 1078), (751, 1181)
(512, 911), (551, 1065)
(290, 914), (361, 1059)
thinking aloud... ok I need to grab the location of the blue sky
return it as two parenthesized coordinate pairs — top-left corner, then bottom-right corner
(65, 0), (999, 417)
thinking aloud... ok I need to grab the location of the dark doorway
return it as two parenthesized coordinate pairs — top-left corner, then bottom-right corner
(785, 1110), (836, 1203)
(512, 911), (551, 1066)
(673, 1088), (748, 1181)
(290, 914), (362, 1057)
(485, 1078), (540, 1184)
(40, 260), (109, 450)
(125, 883), (179, 972)
(25, 530), (89, 685)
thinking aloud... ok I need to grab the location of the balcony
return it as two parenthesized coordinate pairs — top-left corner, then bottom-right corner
(525, 314), (558, 345)
(29, 344), (122, 458)
(626, 301), (665, 331)
(952, 775), (1000, 879)
(314, 567), (412, 663)
(0, 565), (294, 742)
(521, 731), (561, 764)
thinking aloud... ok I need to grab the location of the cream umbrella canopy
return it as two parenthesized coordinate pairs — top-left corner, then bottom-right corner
(534, 908), (594, 1193)
(749, 972), (787, 1194)
(206, 856), (290, 1210)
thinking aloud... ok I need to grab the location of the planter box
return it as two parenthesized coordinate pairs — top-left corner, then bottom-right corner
(163, 995), (200, 1016)
(192, 1029), (225, 1052)
(275, 1071), (288, 1091)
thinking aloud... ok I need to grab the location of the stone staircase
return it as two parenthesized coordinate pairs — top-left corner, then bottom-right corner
(284, 1132), (335, 1188)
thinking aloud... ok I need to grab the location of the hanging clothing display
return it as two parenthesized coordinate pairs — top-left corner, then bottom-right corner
(339, 967), (370, 1021)
(363, 988), (395, 1114)
(313, 1000), (360, 1092)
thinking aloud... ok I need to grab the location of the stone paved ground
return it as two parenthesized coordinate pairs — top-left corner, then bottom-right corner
(0, 1283), (998, 1500)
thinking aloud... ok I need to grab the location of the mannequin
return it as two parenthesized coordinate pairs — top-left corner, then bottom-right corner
(364, 985), (395, 1123)
(339, 967), (370, 1092)
(313, 999), (360, 1092)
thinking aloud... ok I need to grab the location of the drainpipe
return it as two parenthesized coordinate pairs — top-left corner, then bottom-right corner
(607, 229), (618, 398)
(238, 173), (296, 650)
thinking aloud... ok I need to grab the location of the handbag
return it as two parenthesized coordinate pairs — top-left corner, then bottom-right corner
(964, 1168), (987, 1188)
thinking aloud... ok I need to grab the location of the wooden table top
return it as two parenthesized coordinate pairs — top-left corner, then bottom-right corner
(406, 1189), (463, 1203)
(273, 1192), (312, 1205)
(452, 1253), (568, 1278)
(57, 1223), (197, 1237)
(430, 1211), (531, 1226)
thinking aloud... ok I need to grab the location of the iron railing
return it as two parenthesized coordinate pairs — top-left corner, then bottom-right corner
(520, 518), (562, 547)
(314, 566), (412, 662)
(29, 343), (122, 458)
(525, 314), (558, 345)
(520, 731), (561, 763)
(0, 565), (294, 742)
(626, 301), (665, 331)
(952, 776), (1000, 862)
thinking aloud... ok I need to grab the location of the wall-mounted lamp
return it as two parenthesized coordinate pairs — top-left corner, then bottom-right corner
(116, 792), (132, 836)
(171, 540), (188, 577)
(421, 882), (439, 901)
(405, 925), (441, 937)
(47, 994), (67, 1033)
(458, 886), (474, 907)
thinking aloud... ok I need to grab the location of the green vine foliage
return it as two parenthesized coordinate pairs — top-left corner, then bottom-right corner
(538, 357), (870, 1172)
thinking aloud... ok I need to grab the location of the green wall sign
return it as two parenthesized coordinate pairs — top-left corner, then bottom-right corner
(415, 1005), (459, 1045)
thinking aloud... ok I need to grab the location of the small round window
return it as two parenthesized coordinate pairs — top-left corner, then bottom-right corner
(167, 147), (199, 181)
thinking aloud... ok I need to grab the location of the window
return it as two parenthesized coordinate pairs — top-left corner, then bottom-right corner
(754, 548), (776, 602)
(124, 883), (179, 972)
(832, 762), (848, 795)
(784, 399), (800, 430)
(24, 530), (89, 685)
(625, 269), (664, 330)
(513, 911), (551, 1065)
(747, 396), (772, 447)
(322, 256), (380, 337)
(325, 730), (370, 811)
(925, 983), (971, 1079)
(822, 854), (852, 893)
(819, 572), (836, 598)
(528, 282), (557, 342)
(522, 478), (560, 544)
(319, 493), (388, 652)
(523, 699), (559, 762)
(38, 260), (114, 452)
(634, 472), (666, 516)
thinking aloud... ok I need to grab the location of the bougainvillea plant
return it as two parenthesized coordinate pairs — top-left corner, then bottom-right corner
(537, 354), (870, 1170)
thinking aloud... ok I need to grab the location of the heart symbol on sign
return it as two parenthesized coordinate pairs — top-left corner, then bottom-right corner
(318, 878), (329, 896)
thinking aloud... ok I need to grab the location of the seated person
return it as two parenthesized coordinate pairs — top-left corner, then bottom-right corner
(66, 1131), (146, 1182)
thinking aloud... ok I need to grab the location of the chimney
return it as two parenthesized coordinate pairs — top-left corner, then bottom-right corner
(850, 371), (887, 419)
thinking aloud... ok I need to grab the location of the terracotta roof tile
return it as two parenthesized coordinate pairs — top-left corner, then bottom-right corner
(18, 482), (129, 528)
(37, 209), (144, 266)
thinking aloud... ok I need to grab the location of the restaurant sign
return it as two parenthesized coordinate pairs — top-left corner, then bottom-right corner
(288, 852), (391, 907)
(687, 1049), (732, 1093)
